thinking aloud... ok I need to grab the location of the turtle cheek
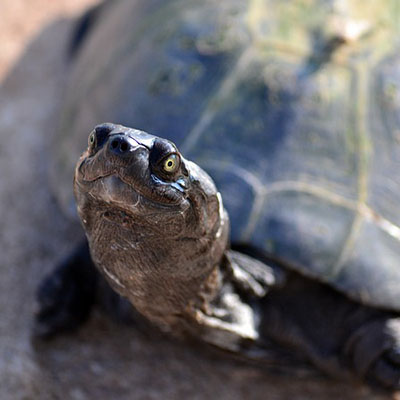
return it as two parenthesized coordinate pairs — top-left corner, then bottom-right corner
(76, 158), (96, 182)
(119, 157), (184, 206)
(150, 182), (185, 204)
(77, 149), (116, 182)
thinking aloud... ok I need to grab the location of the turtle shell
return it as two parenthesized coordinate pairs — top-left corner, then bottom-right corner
(54, 0), (400, 310)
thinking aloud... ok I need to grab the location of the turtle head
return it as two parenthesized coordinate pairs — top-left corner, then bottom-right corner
(74, 123), (224, 234)
(73, 123), (228, 327)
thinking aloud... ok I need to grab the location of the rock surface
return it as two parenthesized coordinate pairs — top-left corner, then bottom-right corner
(0, 2), (397, 399)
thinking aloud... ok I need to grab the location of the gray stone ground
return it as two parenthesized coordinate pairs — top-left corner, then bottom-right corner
(0, 11), (397, 400)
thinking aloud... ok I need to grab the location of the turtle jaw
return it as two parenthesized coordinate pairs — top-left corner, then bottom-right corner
(74, 125), (191, 212)
(75, 171), (189, 218)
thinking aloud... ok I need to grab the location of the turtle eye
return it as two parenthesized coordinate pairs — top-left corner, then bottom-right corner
(88, 131), (97, 148)
(162, 154), (179, 173)
(149, 138), (181, 179)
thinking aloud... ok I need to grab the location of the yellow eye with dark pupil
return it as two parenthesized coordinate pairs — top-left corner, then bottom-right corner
(89, 133), (96, 146)
(163, 154), (178, 173)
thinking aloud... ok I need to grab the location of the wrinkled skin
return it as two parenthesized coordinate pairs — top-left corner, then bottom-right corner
(35, 123), (400, 392)
(74, 123), (229, 333)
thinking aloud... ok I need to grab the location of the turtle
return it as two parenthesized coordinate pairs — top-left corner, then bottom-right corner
(35, 0), (400, 391)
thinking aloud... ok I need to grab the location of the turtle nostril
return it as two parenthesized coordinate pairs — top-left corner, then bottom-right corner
(111, 139), (119, 149)
(120, 141), (129, 152)
(110, 137), (130, 154)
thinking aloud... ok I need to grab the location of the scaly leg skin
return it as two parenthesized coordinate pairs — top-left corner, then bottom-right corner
(34, 241), (98, 338)
(225, 249), (286, 297)
(34, 240), (140, 338)
(259, 274), (400, 390)
(193, 249), (288, 354)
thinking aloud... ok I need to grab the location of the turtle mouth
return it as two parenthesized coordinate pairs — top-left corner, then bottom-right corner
(76, 157), (188, 211)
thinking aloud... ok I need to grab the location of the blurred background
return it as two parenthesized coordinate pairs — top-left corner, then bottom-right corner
(0, 1), (398, 399)
(0, 0), (99, 80)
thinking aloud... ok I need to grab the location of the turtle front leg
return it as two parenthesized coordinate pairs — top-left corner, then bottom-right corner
(34, 240), (149, 338)
(224, 249), (286, 297)
(192, 249), (287, 352)
(34, 241), (98, 338)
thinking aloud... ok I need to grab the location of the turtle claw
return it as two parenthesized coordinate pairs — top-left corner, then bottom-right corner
(346, 318), (400, 390)
(366, 319), (400, 390)
(368, 354), (400, 390)
(34, 241), (97, 339)
(224, 250), (286, 298)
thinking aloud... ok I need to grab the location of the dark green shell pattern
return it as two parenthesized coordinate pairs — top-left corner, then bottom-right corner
(55, 0), (400, 310)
